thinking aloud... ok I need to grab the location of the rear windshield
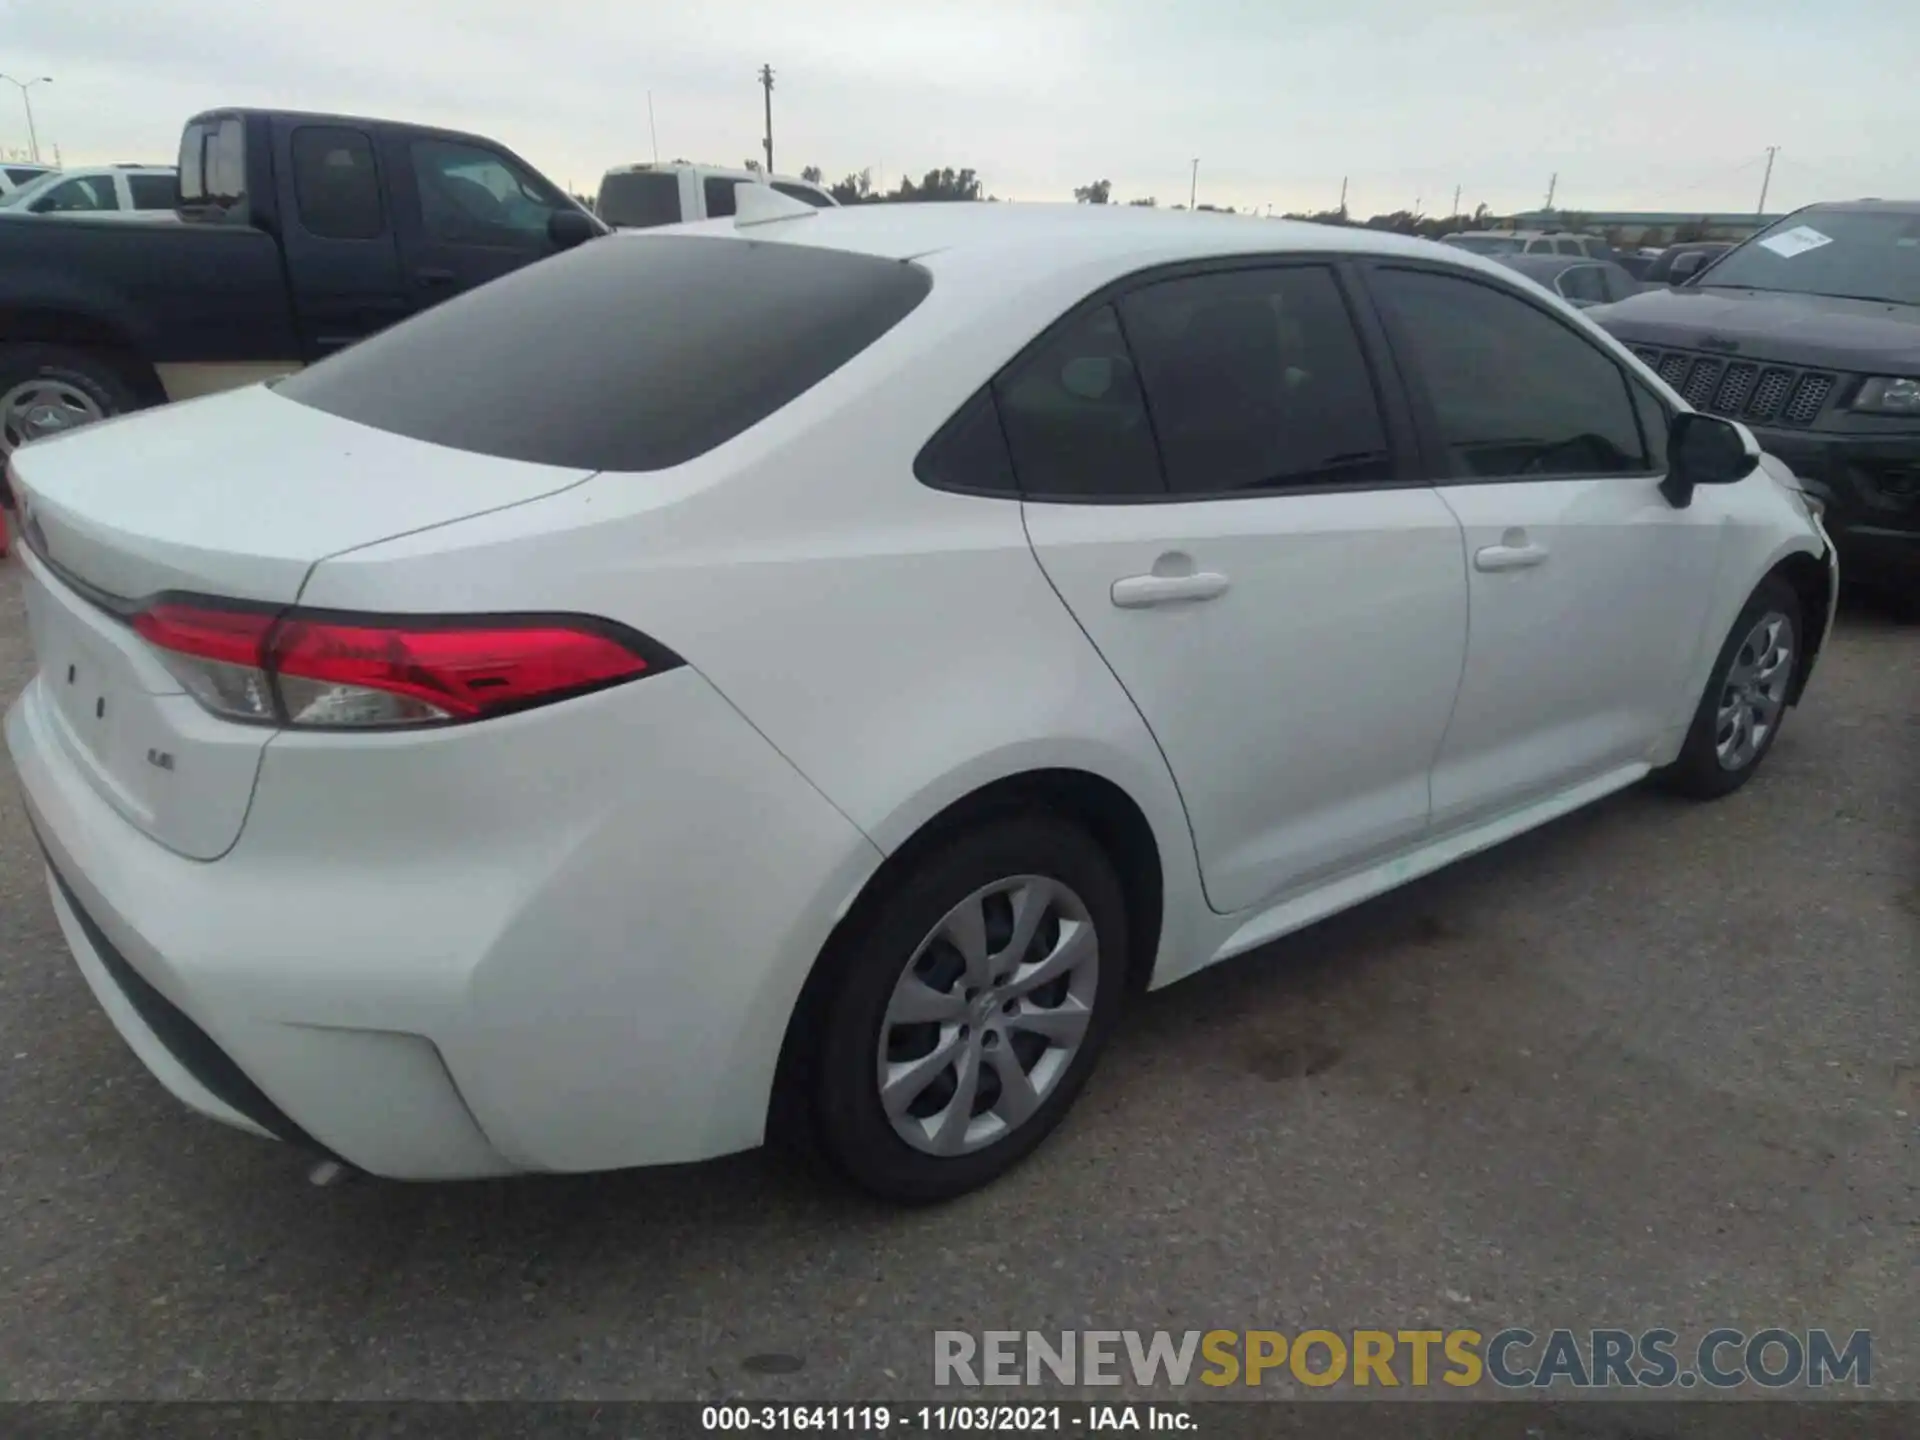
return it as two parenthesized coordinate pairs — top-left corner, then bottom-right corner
(178, 115), (247, 216)
(597, 171), (682, 228)
(1444, 233), (1521, 254)
(277, 234), (933, 471)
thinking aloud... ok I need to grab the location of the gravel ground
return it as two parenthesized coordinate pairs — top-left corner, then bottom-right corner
(0, 555), (1914, 1405)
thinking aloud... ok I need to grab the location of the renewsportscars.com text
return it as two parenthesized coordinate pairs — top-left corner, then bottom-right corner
(933, 1328), (1872, 1390)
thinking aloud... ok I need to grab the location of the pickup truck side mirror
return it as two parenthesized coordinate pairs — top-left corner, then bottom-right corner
(1668, 251), (1709, 284)
(1661, 412), (1760, 508)
(547, 208), (600, 251)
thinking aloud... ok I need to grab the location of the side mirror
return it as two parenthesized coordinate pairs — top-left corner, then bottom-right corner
(547, 208), (600, 251)
(1661, 412), (1760, 508)
(1668, 251), (1708, 283)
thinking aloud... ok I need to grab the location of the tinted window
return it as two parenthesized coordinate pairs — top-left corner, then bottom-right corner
(1445, 234), (1521, 255)
(411, 139), (558, 245)
(33, 176), (118, 213)
(5, 166), (46, 185)
(1697, 208), (1920, 305)
(1557, 265), (1607, 304)
(771, 181), (834, 209)
(1553, 238), (1583, 255)
(704, 176), (741, 218)
(1372, 267), (1648, 479)
(291, 128), (384, 240)
(127, 173), (176, 210)
(598, 171), (681, 228)
(994, 303), (1164, 499)
(278, 234), (932, 471)
(1117, 266), (1391, 494)
(915, 387), (1018, 496)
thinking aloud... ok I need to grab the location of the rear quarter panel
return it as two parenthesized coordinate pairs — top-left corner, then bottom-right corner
(295, 242), (1214, 989)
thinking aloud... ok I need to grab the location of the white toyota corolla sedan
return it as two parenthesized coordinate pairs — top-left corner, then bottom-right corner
(3, 199), (1837, 1202)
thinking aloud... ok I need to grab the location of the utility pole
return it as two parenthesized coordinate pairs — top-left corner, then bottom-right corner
(758, 63), (775, 175)
(1338, 175), (1347, 216)
(1189, 158), (1199, 210)
(1544, 172), (1557, 211)
(648, 90), (659, 165)
(1451, 183), (1461, 218)
(1757, 145), (1778, 215)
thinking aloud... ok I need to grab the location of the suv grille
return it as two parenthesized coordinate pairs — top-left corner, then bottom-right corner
(1631, 346), (1836, 427)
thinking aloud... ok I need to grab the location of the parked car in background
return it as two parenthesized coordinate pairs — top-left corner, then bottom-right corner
(1643, 241), (1733, 286)
(1589, 201), (1920, 609)
(0, 165), (179, 220)
(0, 162), (57, 198)
(1442, 230), (1612, 260)
(595, 161), (837, 228)
(2, 205), (1835, 1202)
(0, 108), (602, 458)
(1492, 252), (1643, 307)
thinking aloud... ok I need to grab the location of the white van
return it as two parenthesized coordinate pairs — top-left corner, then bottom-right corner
(594, 163), (837, 229)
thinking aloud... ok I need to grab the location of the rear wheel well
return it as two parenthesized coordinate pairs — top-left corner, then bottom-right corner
(0, 309), (165, 406)
(1768, 550), (1831, 705)
(768, 769), (1165, 1148)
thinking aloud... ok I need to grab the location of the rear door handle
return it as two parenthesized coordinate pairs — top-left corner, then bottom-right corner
(1473, 543), (1549, 573)
(415, 267), (457, 285)
(1110, 572), (1231, 608)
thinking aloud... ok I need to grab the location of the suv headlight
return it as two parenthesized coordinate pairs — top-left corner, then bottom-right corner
(1851, 376), (1920, 414)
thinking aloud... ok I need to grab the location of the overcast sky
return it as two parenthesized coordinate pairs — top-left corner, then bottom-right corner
(6, 0), (1915, 217)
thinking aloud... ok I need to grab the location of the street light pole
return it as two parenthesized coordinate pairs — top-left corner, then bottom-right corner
(1189, 158), (1198, 211)
(0, 75), (51, 163)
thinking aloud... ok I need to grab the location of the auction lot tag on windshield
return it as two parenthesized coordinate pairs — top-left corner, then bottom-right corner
(1758, 225), (1834, 258)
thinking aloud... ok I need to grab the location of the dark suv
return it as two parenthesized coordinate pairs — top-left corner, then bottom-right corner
(1589, 201), (1920, 607)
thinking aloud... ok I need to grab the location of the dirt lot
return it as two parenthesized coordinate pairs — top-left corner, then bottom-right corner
(0, 556), (1914, 1402)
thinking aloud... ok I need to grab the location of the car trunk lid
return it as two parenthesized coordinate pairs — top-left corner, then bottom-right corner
(8, 384), (597, 859)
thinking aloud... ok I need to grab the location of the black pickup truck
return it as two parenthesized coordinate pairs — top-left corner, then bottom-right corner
(0, 108), (603, 457)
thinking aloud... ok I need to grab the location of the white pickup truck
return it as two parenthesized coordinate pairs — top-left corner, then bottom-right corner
(594, 162), (837, 228)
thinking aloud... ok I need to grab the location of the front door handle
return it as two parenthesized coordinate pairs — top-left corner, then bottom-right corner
(1110, 571), (1231, 608)
(415, 267), (457, 286)
(1473, 542), (1549, 573)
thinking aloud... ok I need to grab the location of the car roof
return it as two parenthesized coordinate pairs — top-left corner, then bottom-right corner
(633, 201), (1508, 279)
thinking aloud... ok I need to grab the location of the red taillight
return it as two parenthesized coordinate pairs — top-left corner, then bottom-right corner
(132, 597), (679, 729)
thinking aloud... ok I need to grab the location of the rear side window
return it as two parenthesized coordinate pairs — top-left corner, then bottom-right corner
(1371, 267), (1649, 479)
(1117, 265), (1391, 494)
(771, 181), (834, 209)
(994, 304), (1164, 499)
(179, 116), (246, 213)
(597, 171), (681, 228)
(704, 176), (741, 218)
(291, 127), (384, 240)
(1555, 238), (1584, 256)
(127, 173), (177, 210)
(915, 388), (1018, 496)
(277, 234), (933, 471)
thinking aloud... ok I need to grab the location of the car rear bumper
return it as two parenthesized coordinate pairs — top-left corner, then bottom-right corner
(6, 664), (882, 1180)
(1750, 426), (1920, 592)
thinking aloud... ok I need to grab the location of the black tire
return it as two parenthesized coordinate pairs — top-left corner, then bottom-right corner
(809, 815), (1129, 1204)
(0, 343), (144, 456)
(1656, 574), (1803, 799)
